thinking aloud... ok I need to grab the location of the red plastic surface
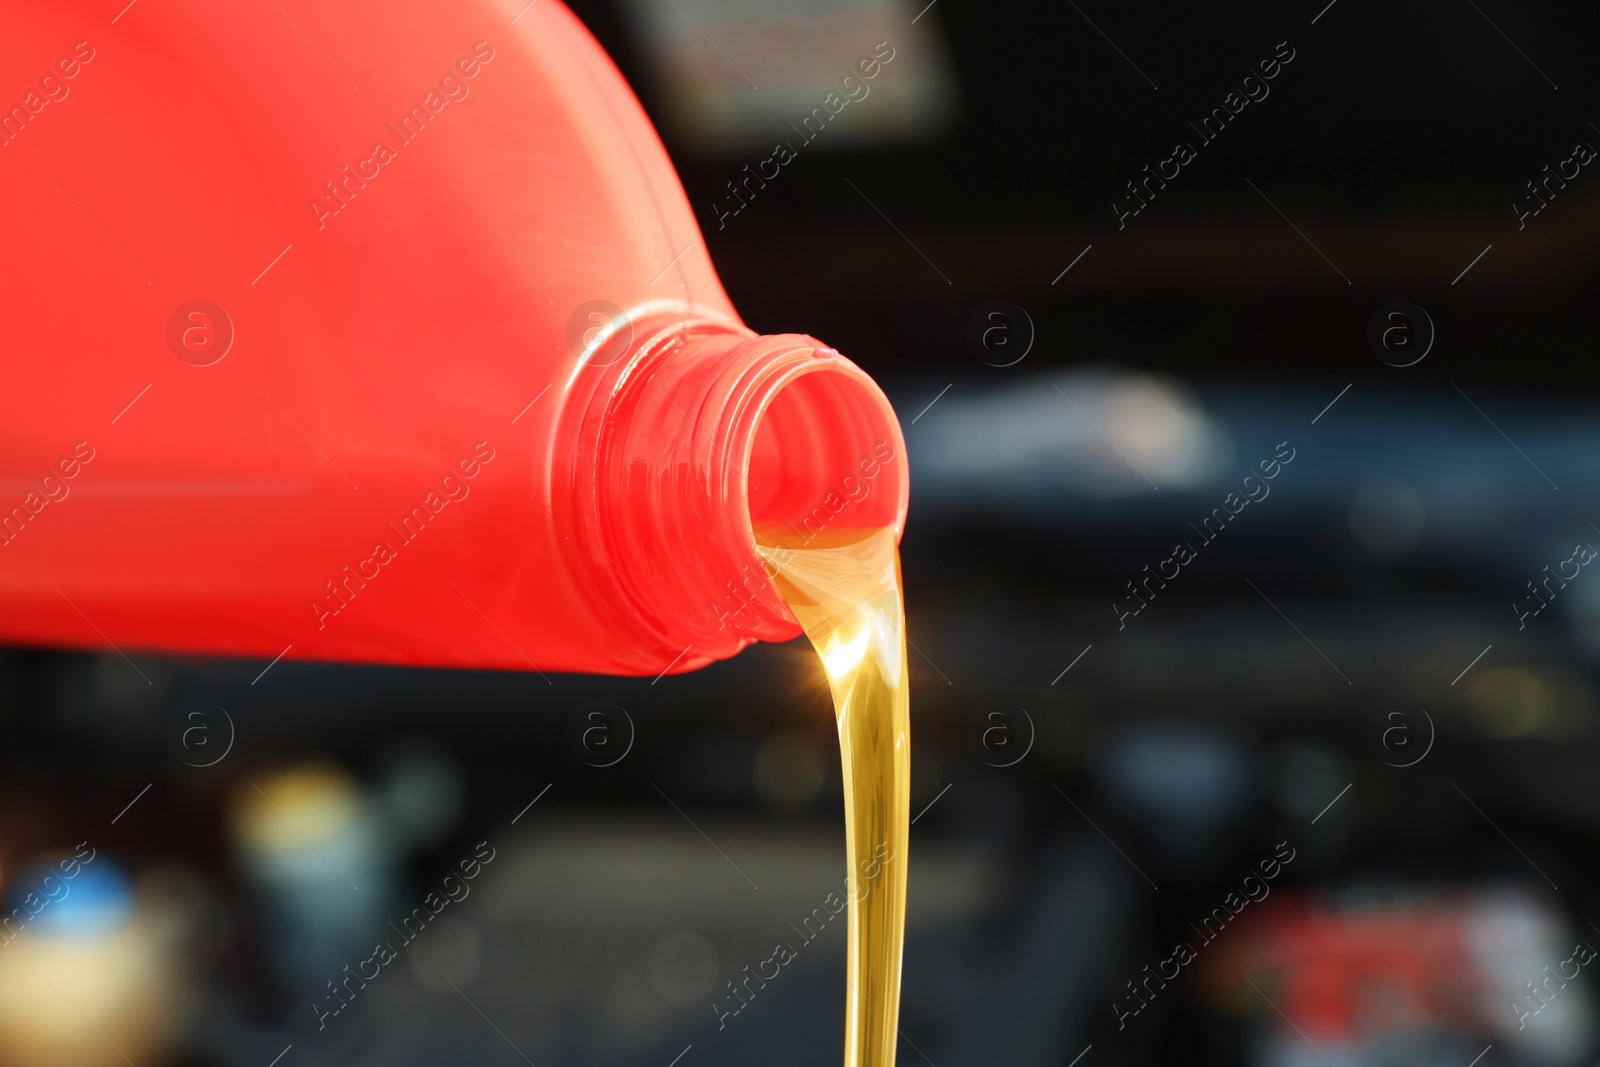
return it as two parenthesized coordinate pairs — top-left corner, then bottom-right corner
(0, 0), (906, 676)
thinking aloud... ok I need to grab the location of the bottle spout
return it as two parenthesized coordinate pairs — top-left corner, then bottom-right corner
(557, 317), (909, 672)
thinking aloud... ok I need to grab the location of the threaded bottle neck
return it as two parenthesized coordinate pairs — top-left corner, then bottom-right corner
(557, 316), (908, 674)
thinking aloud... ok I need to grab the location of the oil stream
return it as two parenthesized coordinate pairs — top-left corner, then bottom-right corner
(757, 525), (910, 1067)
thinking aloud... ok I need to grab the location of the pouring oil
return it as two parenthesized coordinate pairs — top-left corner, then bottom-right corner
(757, 525), (910, 1067)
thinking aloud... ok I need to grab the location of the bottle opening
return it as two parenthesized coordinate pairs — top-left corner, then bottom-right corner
(747, 366), (907, 550)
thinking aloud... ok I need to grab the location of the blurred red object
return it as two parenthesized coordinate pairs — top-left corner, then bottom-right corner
(1206, 892), (1485, 1038)
(1200, 886), (1595, 1063)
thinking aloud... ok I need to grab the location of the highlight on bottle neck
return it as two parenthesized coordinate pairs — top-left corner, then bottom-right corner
(556, 314), (908, 670)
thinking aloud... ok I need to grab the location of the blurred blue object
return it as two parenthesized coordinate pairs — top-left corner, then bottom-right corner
(11, 857), (133, 940)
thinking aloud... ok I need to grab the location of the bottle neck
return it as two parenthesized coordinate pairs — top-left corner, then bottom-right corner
(557, 316), (908, 672)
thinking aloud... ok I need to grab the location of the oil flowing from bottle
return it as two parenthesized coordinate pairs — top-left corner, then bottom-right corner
(757, 525), (909, 1067)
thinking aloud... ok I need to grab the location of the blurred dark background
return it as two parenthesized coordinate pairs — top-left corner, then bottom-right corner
(5, 1), (1600, 1065)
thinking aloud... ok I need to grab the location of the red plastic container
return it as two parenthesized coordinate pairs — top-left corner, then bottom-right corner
(0, 0), (907, 676)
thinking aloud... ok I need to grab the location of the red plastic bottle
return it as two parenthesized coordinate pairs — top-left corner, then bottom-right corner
(0, 0), (907, 676)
